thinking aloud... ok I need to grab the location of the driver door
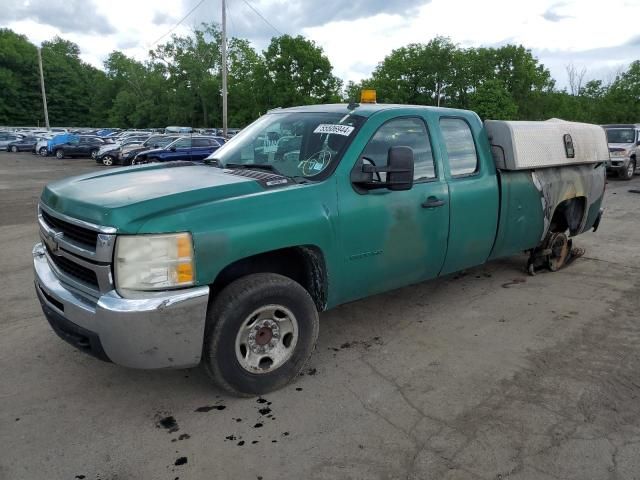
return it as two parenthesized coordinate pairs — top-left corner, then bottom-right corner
(337, 115), (450, 302)
(167, 138), (192, 161)
(65, 138), (81, 156)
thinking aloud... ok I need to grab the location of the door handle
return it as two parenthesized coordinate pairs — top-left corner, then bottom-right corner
(422, 196), (446, 208)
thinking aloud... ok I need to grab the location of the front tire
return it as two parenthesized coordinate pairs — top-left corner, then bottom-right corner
(90, 149), (98, 159)
(55, 149), (64, 159)
(39, 147), (48, 157)
(621, 159), (636, 180)
(102, 155), (114, 166)
(203, 273), (319, 397)
(10, 146), (18, 153)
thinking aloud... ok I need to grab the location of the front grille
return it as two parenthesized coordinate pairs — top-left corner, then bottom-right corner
(45, 245), (99, 289)
(41, 210), (98, 248)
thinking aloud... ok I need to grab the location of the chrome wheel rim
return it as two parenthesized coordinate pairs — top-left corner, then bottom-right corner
(235, 305), (299, 374)
(11, 146), (17, 152)
(91, 150), (97, 159)
(628, 162), (635, 177)
(56, 151), (63, 158)
(103, 156), (113, 166)
(39, 148), (47, 156)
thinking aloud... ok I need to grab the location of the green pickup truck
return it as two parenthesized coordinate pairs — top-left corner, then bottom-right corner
(33, 103), (607, 396)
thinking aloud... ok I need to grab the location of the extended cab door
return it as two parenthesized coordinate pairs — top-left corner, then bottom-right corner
(435, 116), (499, 275)
(337, 114), (450, 301)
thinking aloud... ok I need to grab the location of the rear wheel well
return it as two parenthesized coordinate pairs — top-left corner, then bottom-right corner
(550, 197), (586, 236)
(210, 246), (327, 311)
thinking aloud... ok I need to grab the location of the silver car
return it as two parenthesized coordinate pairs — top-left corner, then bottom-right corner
(603, 124), (640, 180)
(0, 132), (24, 149)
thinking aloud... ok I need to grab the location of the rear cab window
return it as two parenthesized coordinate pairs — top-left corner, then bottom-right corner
(439, 118), (479, 177)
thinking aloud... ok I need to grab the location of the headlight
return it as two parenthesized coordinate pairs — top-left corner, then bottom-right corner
(115, 233), (195, 291)
(610, 150), (627, 158)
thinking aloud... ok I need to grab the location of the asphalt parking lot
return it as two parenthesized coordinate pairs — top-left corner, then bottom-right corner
(1, 152), (640, 480)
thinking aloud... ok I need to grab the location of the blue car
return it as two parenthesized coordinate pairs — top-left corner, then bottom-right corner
(132, 136), (222, 164)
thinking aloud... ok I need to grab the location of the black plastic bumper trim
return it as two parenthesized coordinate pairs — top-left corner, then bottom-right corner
(35, 283), (112, 363)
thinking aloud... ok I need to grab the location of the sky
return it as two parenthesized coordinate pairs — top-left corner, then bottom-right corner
(3, 0), (640, 89)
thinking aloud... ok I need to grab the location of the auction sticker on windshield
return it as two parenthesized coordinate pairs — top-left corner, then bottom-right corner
(313, 124), (355, 136)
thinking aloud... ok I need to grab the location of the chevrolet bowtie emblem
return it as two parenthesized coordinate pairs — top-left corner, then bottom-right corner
(45, 230), (64, 254)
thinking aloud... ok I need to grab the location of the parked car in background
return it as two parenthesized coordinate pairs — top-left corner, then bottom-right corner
(94, 144), (120, 165)
(97, 135), (179, 166)
(603, 124), (640, 180)
(117, 135), (180, 166)
(95, 135), (152, 165)
(0, 132), (24, 149)
(165, 126), (193, 135)
(132, 136), (222, 164)
(52, 136), (106, 159)
(34, 135), (56, 156)
(6, 136), (38, 152)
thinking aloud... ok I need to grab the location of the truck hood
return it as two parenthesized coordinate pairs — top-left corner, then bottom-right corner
(40, 162), (263, 233)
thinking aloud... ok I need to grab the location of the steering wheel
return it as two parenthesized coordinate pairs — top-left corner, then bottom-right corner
(299, 150), (332, 176)
(361, 156), (383, 183)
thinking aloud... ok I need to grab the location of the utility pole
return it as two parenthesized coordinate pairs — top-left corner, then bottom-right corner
(37, 47), (50, 130)
(221, 0), (228, 138)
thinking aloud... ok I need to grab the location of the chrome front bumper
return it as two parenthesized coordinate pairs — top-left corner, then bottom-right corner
(606, 158), (629, 169)
(33, 243), (210, 369)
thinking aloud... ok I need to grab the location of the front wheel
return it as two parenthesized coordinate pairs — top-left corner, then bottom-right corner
(621, 159), (636, 180)
(39, 147), (48, 157)
(10, 146), (18, 153)
(202, 273), (319, 397)
(102, 155), (114, 166)
(90, 149), (98, 159)
(55, 149), (64, 159)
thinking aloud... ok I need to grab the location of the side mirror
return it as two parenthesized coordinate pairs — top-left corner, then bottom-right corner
(386, 146), (414, 191)
(351, 146), (415, 191)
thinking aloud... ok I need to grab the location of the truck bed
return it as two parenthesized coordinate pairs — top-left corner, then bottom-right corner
(489, 163), (606, 260)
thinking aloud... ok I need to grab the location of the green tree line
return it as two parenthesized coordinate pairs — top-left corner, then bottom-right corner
(0, 27), (638, 128)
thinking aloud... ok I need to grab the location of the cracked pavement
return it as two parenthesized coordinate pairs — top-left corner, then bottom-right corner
(1, 154), (640, 480)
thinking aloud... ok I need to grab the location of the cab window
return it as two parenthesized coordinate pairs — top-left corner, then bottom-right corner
(361, 117), (436, 181)
(440, 118), (479, 176)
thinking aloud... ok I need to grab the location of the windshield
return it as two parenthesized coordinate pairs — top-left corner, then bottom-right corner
(144, 136), (176, 147)
(606, 128), (636, 144)
(208, 112), (365, 179)
(166, 137), (192, 149)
